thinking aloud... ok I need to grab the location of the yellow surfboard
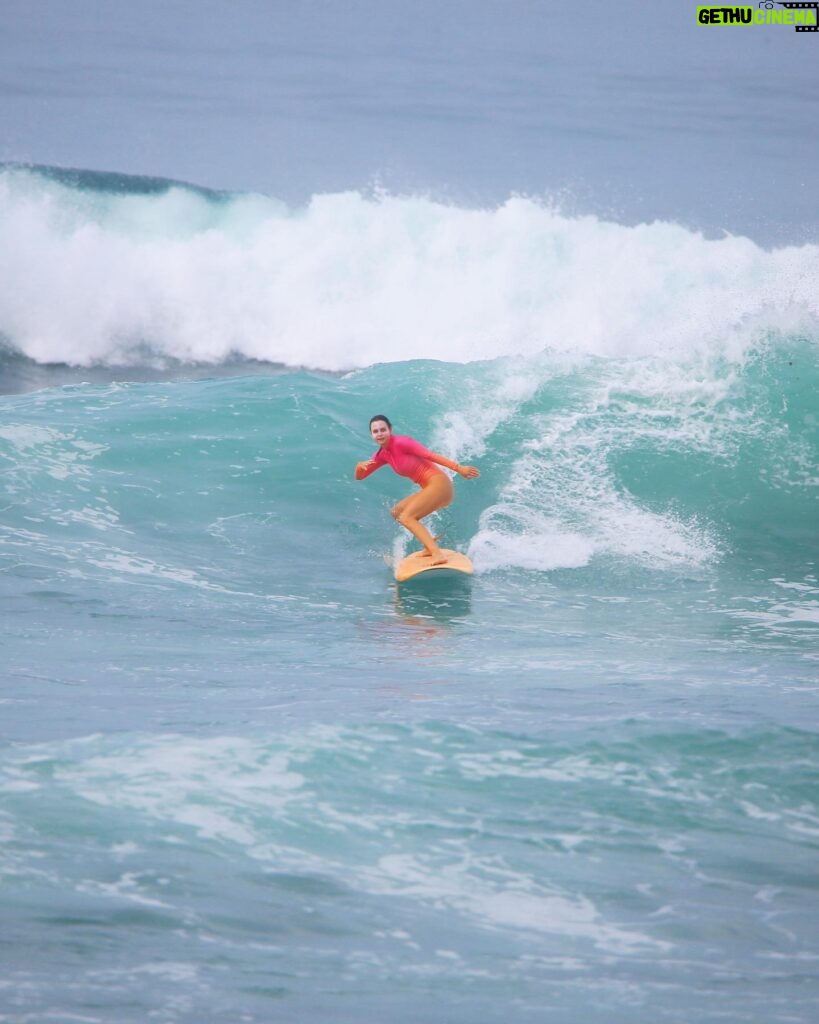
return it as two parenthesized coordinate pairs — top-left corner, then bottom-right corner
(394, 548), (474, 583)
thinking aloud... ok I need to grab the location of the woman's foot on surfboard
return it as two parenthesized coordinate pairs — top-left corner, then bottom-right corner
(420, 547), (448, 565)
(417, 533), (447, 563)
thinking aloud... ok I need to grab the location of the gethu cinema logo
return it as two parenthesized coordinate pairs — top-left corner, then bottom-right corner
(697, 2), (819, 29)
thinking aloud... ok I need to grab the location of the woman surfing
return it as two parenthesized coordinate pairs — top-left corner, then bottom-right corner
(355, 415), (480, 565)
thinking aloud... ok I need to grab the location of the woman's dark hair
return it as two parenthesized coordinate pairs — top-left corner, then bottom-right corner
(369, 414), (392, 429)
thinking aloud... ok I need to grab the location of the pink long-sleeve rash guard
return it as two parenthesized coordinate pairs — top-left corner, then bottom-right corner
(360, 435), (443, 486)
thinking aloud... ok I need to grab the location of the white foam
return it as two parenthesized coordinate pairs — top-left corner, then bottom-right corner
(1, 169), (817, 370)
(88, 961), (198, 983)
(57, 735), (305, 848)
(76, 871), (173, 909)
(369, 851), (667, 955)
(470, 523), (595, 572)
(740, 801), (780, 823)
(457, 360), (725, 573)
(0, 424), (106, 484)
(471, 452), (718, 573)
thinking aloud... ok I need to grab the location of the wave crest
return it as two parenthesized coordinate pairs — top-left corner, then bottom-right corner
(1, 165), (818, 371)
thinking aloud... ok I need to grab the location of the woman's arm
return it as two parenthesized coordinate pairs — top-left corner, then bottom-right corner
(398, 436), (480, 479)
(427, 452), (480, 479)
(355, 459), (380, 480)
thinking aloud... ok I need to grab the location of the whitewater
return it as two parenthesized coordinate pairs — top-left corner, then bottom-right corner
(2, 165), (818, 372)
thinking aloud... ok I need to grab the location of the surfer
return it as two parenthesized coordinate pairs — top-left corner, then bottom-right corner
(355, 415), (480, 565)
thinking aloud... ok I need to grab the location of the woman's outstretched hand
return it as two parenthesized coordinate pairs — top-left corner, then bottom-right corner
(457, 465), (480, 479)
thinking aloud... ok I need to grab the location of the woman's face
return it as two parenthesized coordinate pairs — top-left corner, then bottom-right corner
(370, 419), (391, 446)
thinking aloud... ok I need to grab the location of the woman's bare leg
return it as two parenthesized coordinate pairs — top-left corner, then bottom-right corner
(391, 475), (454, 563)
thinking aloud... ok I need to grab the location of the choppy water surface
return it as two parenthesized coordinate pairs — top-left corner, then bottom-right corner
(1, 35), (818, 1018)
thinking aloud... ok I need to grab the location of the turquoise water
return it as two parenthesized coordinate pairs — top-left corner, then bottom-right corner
(1, 170), (818, 1020)
(1, 3), (818, 1008)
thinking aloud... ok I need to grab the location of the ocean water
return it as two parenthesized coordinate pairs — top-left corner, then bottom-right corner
(2, 5), (819, 1023)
